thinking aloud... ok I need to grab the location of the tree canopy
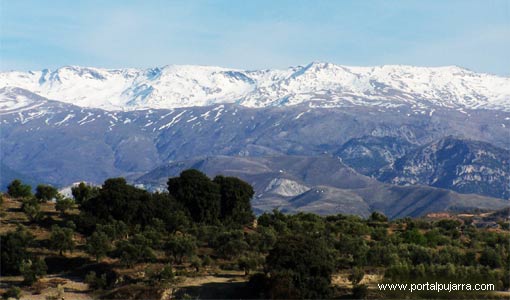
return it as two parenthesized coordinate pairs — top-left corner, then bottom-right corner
(35, 184), (58, 202)
(7, 179), (32, 198)
(71, 182), (99, 204)
(214, 175), (255, 226)
(0, 227), (34, 275)
(264, 235), (335, 299)
(168, 169), (221, 224)
(167, 170), (254, 226)
(2, 170), (508, 299)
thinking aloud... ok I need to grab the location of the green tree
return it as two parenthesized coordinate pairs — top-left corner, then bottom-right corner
(369, 211), (388, 223)
(265, 235), (335, 299)
(435, 246), (463, 265)
(371, 227), (388, 241)
(19, 258), (47, 285)
(436, 219), (462, 230)
(0, 226), (34, 275)
(96, 220), (129, 241)
(349, 267), (368, 299)
(217, 238), (249, 259)
(349, 267), (365, 285)
(80, 178), (153, 226)
(7, 179), (32, 198)
(367, 244), (398, 267)
(238, 254), (262, 275)
(50, 225), (75, 255)
(424, 228), (448, 246)
(167, 170), (221, 224)
(85, 271), (107, 290)
(479, 247), (502, 268)
(55, 195), (75, 216)
(213, 175), (255, 225)
(402, 228), (427, 246)
(86, 231), (112, 262)
(202, 255), (212, 268)
(405, 244), (432, 265)
(165, 234), (197, 264)
(336, 235), (369, 266)
(190, 256), (202, 273)
(35, 184), (58, 202)
(66, 220), (77, 231)
(248, 226), (277, 253)
(288, 213), (326, 236)
(115, 234), (156, 267)
(141, 220), (166, 249)
(71, 182), (99, 205)
(257, 209), (288, 233)
(21, 197), (42, 222)
(149, 192), (190, 233)
(211, 230), (249, 259)
(160, 265), (175, 283)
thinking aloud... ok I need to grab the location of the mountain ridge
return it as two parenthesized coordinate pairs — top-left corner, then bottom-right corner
(1, 62), (509, 111)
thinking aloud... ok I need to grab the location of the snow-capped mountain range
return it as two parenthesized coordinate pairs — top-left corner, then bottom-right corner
(1, 62), (509, 215)
(1, 62), (509, 111)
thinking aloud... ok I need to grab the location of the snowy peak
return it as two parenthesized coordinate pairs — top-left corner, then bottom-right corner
(0, 63), (509, 111)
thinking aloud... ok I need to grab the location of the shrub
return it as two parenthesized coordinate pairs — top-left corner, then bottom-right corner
(85, 271), (107, 290)
(20, 258), (47, 285)
(2, 286), (21, 300)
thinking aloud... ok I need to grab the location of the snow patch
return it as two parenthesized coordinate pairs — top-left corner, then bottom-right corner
(264, 178), (310, 197)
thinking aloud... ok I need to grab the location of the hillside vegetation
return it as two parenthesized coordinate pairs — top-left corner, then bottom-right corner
(1, 171), (509, 299)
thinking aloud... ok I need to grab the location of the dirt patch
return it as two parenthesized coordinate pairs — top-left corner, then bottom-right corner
(18, 275), (92, 300)
(332, 272), (383, 288)
(168, 270), (249, 299)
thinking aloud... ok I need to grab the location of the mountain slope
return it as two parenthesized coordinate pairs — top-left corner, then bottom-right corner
(0, 163), (42, 191)
(336, 136), (416, 175)
(377, 137), (510, 199)
(1, 87), (509, 188)
(136, 155), (507, 218)
(136, 155), (375, 191)
(1, 63), (509, 111)
(286, 186), (370, 216)
(354, 184), (505, 218)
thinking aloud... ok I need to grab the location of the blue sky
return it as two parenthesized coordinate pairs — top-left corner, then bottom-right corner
(1, 0), (509, 75)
